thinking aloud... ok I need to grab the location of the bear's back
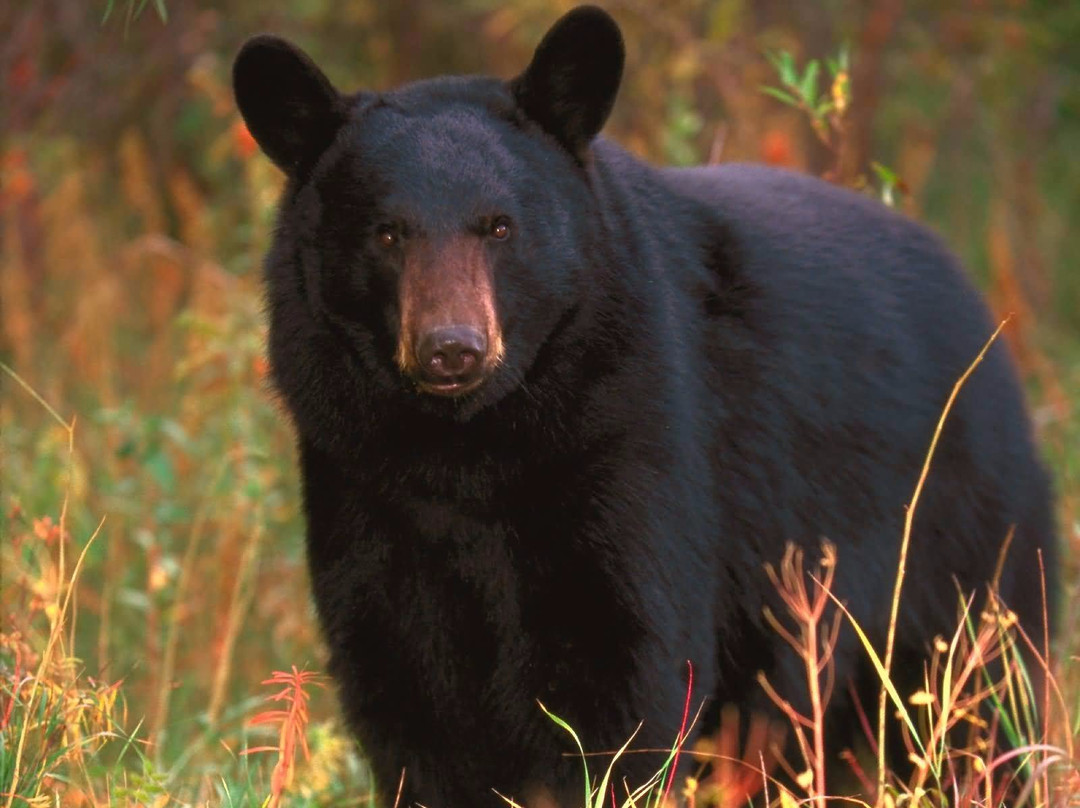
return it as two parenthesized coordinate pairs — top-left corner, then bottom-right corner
(662, 162), (1031, 461)
(664, 161), (1055, 633)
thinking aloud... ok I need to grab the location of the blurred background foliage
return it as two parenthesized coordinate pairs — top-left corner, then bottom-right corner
(1, 0), (1078, 804)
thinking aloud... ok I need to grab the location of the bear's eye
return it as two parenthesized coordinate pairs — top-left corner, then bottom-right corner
(490, 219), (511, 240)
(376, 227), (398, 249)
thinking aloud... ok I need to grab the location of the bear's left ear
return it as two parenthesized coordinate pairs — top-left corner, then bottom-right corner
(233, 35), (347, 176)
(509, 5), (624, 159)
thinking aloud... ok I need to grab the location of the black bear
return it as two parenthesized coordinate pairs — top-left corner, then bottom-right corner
(233, 6), (1057, 807)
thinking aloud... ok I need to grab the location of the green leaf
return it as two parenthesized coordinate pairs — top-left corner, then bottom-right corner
(766, 50), (797, 87)
(760, 86), (799, 107)
(871, 161), (900, 185)
(538, 702), (592, 806)
(872, 162), (899, 207)
(779, 50), (797, 86)
(799, 59), (820, 104)
(823, 589), (926, 756)
(591, 723), (641, 808)
(153, 0), (168, 22)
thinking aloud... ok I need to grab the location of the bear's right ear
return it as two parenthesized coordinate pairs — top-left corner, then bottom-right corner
(510, 6), (625, 159)
(233, 35), (347, 175)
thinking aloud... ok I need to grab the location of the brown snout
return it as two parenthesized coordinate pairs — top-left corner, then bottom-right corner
(395, 237), (504, 396)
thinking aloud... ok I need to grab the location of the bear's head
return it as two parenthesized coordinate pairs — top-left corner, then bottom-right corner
(233, 7), (624, 425)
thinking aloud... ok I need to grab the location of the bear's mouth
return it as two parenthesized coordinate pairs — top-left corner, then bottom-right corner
(414, 377), (486, 398)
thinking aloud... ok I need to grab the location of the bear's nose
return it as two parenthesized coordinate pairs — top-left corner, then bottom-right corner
(417, 325), (487, 387)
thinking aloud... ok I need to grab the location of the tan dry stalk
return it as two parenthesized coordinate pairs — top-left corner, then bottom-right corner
(207, 515), (266, 727)
(4, 515), (106, 808)
(1, 362), (85, 808)
(875, 319), (1009, 802)
(759, 542), (841, 806)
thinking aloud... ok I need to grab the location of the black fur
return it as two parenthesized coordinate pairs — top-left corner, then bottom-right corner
(233, 35), (347, 174)
(510, 6), (624, 159)
(235, 7), (1057, 807)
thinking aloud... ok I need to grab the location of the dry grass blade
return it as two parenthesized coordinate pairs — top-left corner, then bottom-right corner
(875, 318), (1010, 802)
(1, 363), (103, 808)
